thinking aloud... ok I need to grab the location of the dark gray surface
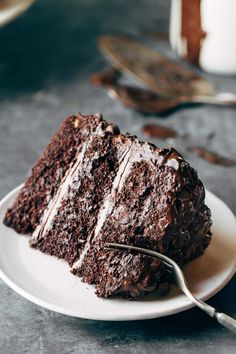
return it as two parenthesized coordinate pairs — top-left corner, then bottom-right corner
(0, 1), (235, 353)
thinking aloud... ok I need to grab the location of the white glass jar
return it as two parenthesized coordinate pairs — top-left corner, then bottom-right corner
(169, 0), (236, 75)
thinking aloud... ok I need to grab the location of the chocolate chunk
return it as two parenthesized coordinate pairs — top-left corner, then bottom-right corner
(105, 123), (120, 135)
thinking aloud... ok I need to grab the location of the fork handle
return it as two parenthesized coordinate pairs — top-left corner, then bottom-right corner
(215, 312), (236, 333)
(182, 290), (236, 334)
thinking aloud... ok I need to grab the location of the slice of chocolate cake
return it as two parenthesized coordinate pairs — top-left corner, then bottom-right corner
(4, 113), (212, 299)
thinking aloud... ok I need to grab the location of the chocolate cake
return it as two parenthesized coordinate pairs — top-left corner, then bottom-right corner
(4, 113), (212, 299)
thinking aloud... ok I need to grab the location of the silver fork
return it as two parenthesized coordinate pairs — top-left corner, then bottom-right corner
(104, 243), (236, 333)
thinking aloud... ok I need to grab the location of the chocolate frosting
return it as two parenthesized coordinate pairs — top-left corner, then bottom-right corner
(4, 113), (212, 299)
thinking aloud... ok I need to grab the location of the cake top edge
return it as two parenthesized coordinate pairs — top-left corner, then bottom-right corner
(67, 112), (185, 162)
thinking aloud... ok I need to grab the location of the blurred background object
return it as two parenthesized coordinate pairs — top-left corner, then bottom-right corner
(0, 0), (34, 27)
(170, 0), (236, 74)
(96, 35), (236, 114)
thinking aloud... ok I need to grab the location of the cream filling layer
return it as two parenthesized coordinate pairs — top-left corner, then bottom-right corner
(31, 129), (177, 273)
(30, 124), (104, 244)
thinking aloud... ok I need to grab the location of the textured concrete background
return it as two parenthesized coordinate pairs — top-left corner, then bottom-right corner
(0, 1), (235, 353)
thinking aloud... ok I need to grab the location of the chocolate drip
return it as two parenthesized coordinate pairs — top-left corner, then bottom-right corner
(182, 0), (206, 64)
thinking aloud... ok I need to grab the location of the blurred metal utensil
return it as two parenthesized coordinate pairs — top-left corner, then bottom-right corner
(107, 84), (236, 114)
(0, 0), (34, 27)
(105, 242), (236, 334)
(107, 84), (180, 114)
(99, 36), (236, 110)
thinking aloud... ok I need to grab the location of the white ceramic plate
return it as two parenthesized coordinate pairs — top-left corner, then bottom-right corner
(0, 186), (235, 321)
(0, 0), (34, 27)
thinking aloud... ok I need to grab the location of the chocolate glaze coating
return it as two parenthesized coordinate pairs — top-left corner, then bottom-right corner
(77, 145), (211, 298)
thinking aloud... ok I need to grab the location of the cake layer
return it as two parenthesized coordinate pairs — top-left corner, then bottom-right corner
(3, 113), (106, 234)
(30, 127), (126, 266)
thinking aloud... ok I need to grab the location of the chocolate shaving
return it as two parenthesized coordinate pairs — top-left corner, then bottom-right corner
(188, 146), (236, 167)
(90, 67), (120, 86)
(142, 123), (177, 139)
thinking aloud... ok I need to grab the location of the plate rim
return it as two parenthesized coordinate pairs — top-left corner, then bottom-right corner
(0, 184), (235, 321)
